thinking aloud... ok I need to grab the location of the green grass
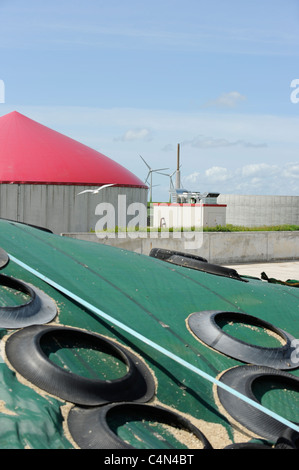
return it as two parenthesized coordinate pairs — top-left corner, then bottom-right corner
(203, 224), (299, 232)
(91, 224), (299, 234)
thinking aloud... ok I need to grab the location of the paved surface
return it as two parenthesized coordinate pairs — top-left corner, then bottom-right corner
(225, 261), (299, 281)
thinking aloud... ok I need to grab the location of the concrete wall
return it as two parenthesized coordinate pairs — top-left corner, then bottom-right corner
(218, 194), (299, 227)
(0, 184), (148, 234)
(61, 230), (299, 264)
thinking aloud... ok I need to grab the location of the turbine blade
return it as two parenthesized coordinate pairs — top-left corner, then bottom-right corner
(145, 171), (151, 183)
(139, 154), (151, 169)
(153, 167), (169, 172)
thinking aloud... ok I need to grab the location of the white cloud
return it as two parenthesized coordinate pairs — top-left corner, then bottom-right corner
(241, 163), (279, 178)
(183, 162), (299, 195)
(205, 166), (232, 182)
(184, 171), (201, 184)
(182, 135), (266, 149)
(282, 163), (299, 179)
(114, 128), (152, 142)
(203, 91), (246, 108)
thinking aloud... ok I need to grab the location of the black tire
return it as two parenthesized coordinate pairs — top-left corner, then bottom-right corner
(0, 248), (9, 270)
(217, 365), (299, 442)
(0, 274), (57, 328)
(67, 402), (213, 449)
(224, 442), (272, 449)
(188, 310), (297, 370)
(149, 248), (208, 263)
(0, 217), (53, 233)
(149, 248), (245, 281)
(275, 428), (299, 449)
(5, 325), (156, 406)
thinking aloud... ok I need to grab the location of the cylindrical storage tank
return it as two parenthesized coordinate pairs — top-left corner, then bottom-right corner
(0, 111), (148, 234)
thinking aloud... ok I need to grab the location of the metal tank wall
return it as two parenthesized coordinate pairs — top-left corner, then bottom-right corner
(0, 184), (148, 234)
(218, 194), (299, 227)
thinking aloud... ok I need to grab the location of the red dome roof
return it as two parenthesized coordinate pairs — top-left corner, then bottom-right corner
(0, 111), (146, 187)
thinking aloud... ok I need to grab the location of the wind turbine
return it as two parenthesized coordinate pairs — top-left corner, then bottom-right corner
(77, 183), (115, 196)
(160, 165), (182, 202)
(139, 155), (168, 202)
(159, 169), (178, 202)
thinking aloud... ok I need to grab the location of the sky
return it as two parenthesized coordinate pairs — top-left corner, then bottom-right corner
(0, 0), (299, 201)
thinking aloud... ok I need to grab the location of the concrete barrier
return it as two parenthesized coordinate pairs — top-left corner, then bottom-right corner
(61, 230), (299, 264)
(218, 194), (299, 227)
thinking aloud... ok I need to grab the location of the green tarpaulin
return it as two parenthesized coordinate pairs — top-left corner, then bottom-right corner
(0, 220), (298, 449)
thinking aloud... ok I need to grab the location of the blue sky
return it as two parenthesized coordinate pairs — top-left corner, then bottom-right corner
(1, 0), (299, 200)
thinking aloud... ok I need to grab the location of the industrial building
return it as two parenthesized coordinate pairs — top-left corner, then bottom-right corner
(0, 111), (148, 234)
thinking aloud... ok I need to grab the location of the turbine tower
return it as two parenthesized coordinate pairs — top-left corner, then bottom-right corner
(176, 143), (181, 190)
